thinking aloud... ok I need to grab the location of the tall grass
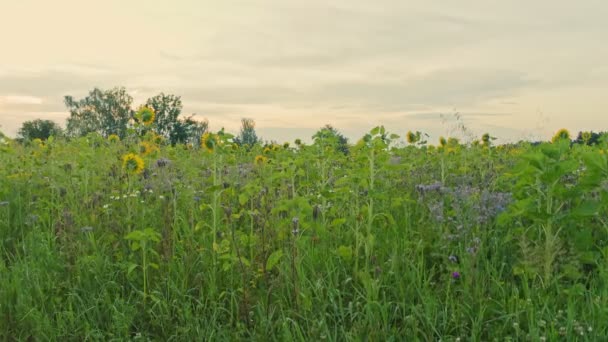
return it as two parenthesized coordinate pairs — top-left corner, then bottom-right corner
(0, 130), (606, 340)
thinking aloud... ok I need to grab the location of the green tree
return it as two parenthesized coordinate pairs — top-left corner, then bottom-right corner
(17, 119), (63, 141)
(145, 93), (182, 140)
(65, 87), (133, 138)
(235, 118), (259, 148)
(169, 115), (208, 145)
(313, 124), (349, 155)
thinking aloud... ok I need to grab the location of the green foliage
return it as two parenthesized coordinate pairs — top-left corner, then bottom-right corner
(313, 124), (349, 155)
(65, 87), (134, 138)
(145, 93), (183, 140)
(1, 126), (607, 340)
(235, 118), (259, 148)
(17, 119), (63, 141)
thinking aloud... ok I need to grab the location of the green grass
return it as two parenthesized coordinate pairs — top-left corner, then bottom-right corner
(0, 129), (607, 340)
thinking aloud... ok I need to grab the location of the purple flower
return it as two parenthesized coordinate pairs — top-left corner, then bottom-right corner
(452, 271), (461, 279)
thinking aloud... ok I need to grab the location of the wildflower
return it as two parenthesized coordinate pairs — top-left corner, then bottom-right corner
(139, 141), (157, 156)
(135, 106), (156, 125)
(292, 217), (300, 235)
(155, 158), (171, 168)
(254, 155), (269, 165)
(439, 136), (447, 147)
(108, 134), (120, 143)
(452, 271), (461, 279)
(122, 153), (145, 175)
(201, 132), (219, 153)
(448, 255), (459, 263)
(294, 138), (302, 146)
(406, 131), (417, 144)
(552, 128), (571, 143)
(80, 226), (93, 233)
(283, 142), (290, 149)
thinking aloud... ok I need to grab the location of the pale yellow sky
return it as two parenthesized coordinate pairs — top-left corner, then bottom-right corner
(1, 0), (607, 142)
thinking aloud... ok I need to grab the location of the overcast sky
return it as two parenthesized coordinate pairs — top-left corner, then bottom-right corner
(1, 0), (607, 142)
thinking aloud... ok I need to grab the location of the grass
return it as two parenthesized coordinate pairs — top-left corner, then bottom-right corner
(0, 129), (606, 340)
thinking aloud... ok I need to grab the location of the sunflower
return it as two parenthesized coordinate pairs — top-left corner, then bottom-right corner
(122, 153), (145, 174)
(200, 132), (219, 153)
(108, 134), (120, 143)
(139, 141), (158, 156)
(406, 131), (418, 144)
(254, 155), (269, 165)
(136, 106), (156, 126)
(552, 128), (571, 143)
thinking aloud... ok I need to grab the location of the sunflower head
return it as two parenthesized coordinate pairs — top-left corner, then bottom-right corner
(108, 134), (120, 143)
(139, 141), (158, 156)
(122, 153), (145, 174)
(136, 106), (156, 126)
(201, 132), (219, 152)
(552, 128), (571, 143)
(406, 131), (418, 144)
(581, 131), (592, 144)
(254, 155), (269, 165)
(481, 133), (491, 144)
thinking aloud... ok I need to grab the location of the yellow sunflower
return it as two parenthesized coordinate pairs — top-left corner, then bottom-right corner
(139, 141), (158, 156)
(254, 155), (269, 165)
(136, 106), (156, 126)
(552, 128), (571, 143)
(200, 132), (219, 153)
(108, 134), (120, 143)
(122, 153), (145, 174)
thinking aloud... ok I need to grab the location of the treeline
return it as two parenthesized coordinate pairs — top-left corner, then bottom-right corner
(17, 87), (208, 145)
(12, 86), (352, 152)
(9, 86), (608, 148)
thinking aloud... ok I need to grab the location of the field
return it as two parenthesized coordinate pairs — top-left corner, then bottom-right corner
(1, 127), (607, 340)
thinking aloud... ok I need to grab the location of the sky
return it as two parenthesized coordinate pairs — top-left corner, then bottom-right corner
(1, 0), (607, 143)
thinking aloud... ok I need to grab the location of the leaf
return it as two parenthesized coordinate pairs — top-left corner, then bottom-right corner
(266, 250), (283, 271)
(336, 245), (353, 261)
(149, 262), (159, 270)
(572, 201), (600, 217)
(127, 263), (138, 275)
(331, 218), (347, 227)
(238, 193), (249, 206)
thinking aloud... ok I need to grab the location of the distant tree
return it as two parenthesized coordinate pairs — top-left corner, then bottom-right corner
(234, 118), (259, 148)
(313, 124), (349, 155)
(169, 115), (208, 145)
(574, 131), (604, 146)
(65, 87), (133, 138)
(18, 119), (63, 141)
(145, 93), (182, 140)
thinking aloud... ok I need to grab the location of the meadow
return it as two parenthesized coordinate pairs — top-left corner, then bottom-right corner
(1, 126), (607, 341)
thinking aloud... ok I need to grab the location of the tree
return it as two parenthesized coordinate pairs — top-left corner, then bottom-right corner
(312, 125), (349, 155)
(234, 118), (259, 148)
(18, 119), (63, 141)
(65, 87), (133, 138)
(169, 115), (209, 145)
(145, 93), (182, 140)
